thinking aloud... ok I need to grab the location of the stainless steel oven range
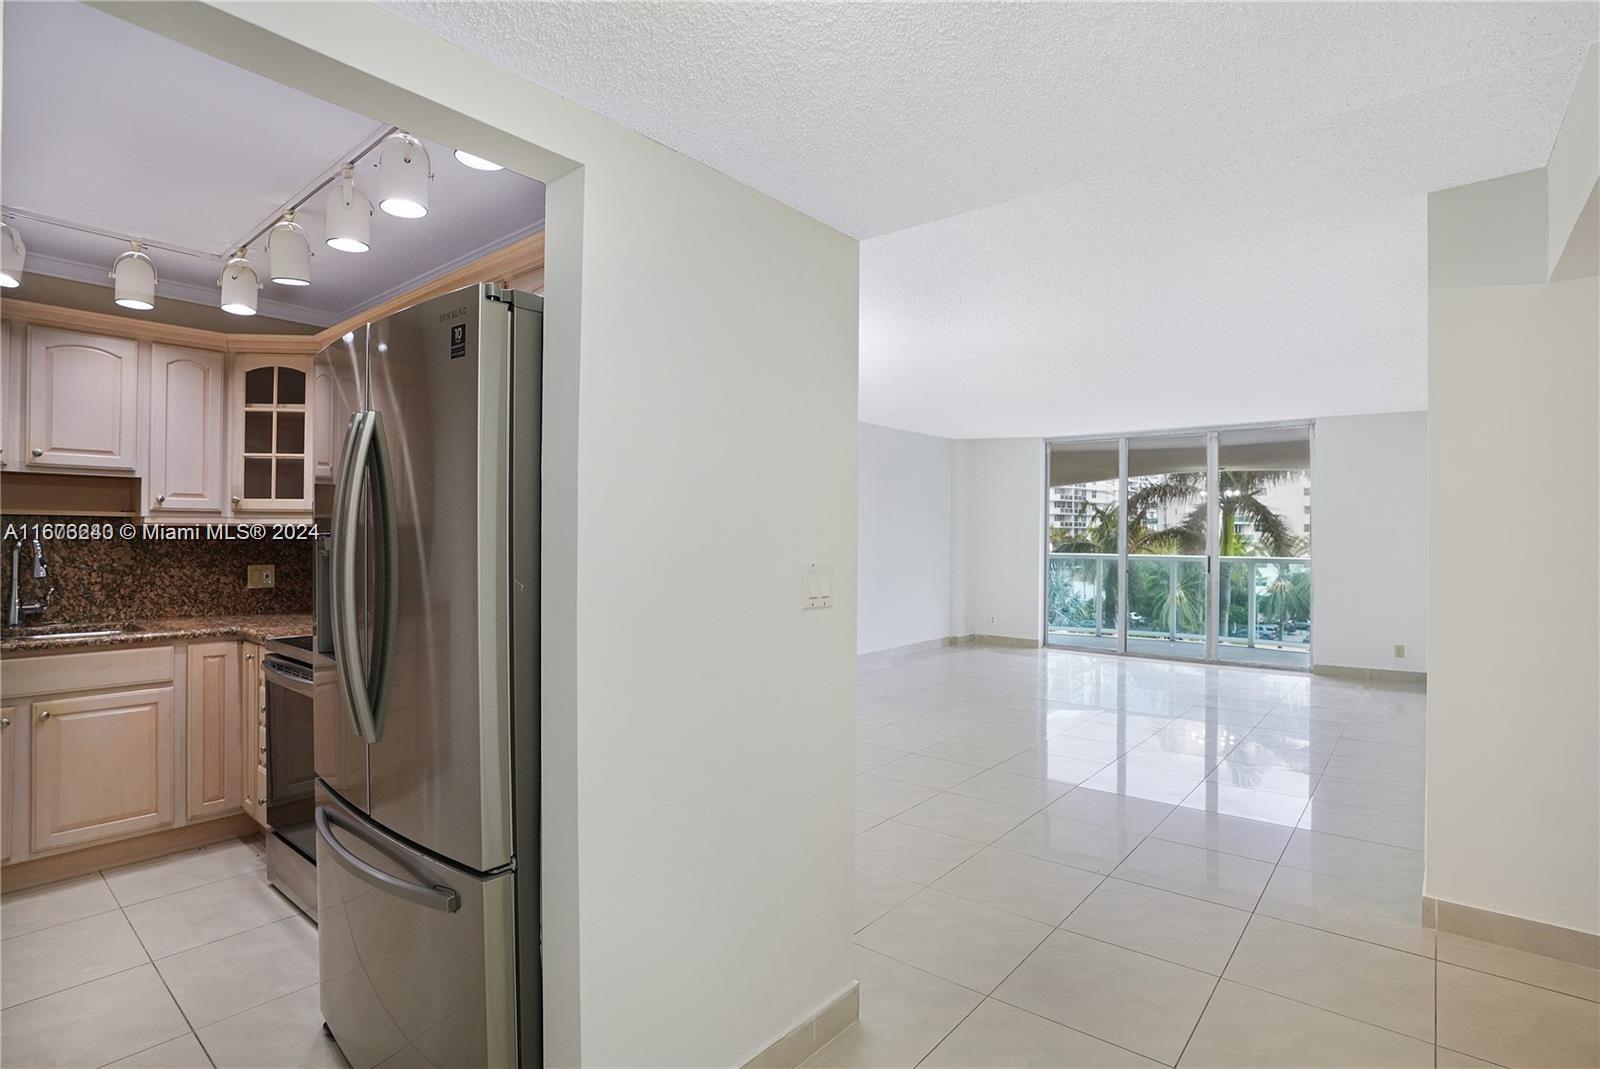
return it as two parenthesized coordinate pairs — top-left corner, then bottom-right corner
(261, 633), (328, 920)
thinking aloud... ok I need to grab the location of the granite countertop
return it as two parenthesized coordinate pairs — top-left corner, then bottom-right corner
(0, 613), (315, 654)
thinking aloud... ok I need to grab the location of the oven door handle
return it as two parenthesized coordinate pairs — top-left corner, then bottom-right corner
(261, 658), (315, 697)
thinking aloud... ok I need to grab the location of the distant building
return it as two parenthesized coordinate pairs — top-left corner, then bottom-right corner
(1049, 481), (1115, 534)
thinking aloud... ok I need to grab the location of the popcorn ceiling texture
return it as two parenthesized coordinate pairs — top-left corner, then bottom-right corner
(0, 516), (314, 624)
(386, 2), (1597, 437)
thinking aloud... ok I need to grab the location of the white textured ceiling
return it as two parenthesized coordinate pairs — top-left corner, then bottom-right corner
(387, 2), (1597, 437)
(3, 1), (544, 326)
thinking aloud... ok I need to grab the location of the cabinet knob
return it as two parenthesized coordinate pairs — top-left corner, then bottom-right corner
(31, 448), (42, 457)
(232, 496), (241, 504)
(156, 494), (166, 504)
(258, 796), (266, 805)
(36, 708), (50, 720)
(0, 717), (10, 729)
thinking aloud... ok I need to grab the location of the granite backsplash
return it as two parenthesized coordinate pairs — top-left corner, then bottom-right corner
(1, 515), (314, 623)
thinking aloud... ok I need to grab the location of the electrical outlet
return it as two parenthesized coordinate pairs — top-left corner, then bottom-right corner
(1393, 643), (1406, 659)
(247, 564), (276, 590)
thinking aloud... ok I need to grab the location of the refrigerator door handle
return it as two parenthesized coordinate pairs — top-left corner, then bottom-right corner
(331, 410), (399, 744)
(364, 408), (400, 743)
(331, 411), (379, 742)
(315, 804), (461, 913)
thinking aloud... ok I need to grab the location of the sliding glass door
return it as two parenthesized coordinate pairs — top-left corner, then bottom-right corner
(1045, 439), (1120, 651)
(1126, 434), (1209, 660)
(1043, 423), (1312, 669)
(1216, 426), (1312, 667)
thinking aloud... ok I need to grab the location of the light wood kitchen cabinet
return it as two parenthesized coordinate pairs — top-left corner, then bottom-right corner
(240, 642), (269, 828)
(185, 641), (242, 821)
(24, 326), (140, 472)
(230, 353), (313, 513)
(1, 320), (18, 471)
(1, 704), (16, 863)
(149, 344), (226, 514)
(31, 686), (175, 853)
(313, 362), (336, 483)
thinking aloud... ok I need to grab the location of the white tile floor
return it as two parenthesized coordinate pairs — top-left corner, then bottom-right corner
(827, 645), (1600, 1068)
(3, 646), (1597, 1068)
(1, 838), (344, 1069)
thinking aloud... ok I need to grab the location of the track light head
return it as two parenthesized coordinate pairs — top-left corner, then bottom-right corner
(378, 132), (431, 219)
(267, 213), (311, 286)
(325, 165), (371, 253)
(453, 149), (503, 172)
(219, 251), (259, 316)
(110, 242), (157, 310)
(0, 222), (25, 288)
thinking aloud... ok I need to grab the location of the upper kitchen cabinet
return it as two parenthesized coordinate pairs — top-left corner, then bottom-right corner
(1, 321), (18, 471)
(24, 326), (140, 472)
(313, 361), (336, 483)
(231, 354), (313, 512)
(149, 344), (225, 513)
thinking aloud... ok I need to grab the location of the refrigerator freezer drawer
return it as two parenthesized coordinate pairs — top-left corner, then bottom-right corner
(316, 784), (516, 1068)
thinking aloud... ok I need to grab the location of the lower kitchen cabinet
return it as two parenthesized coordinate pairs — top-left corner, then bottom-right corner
(31, 685), (175, 853)
(240, 641), (269, 828)
(186, 641), (242, 821)
(1, 705), (15, 862)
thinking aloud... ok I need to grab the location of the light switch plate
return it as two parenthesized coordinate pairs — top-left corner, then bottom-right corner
(803, 560), (833, 610)
(248, 564), (276, 589)
(1393, 643), (1405, 658)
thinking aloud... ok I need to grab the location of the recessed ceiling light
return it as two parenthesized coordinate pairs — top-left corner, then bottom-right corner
(267, 213), (311, 286)
(378, 132), (431, 219)
(0, 222), (25, 288)
(325, 165), (371, 253)
(219, 252), (259, 316)
(109, 242), (157, 310)
(453, 149), (503, 172)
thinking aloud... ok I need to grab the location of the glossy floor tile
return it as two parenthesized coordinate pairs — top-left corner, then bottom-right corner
(837, 645), (1581, 1068)
(0, 837), (332, 1069)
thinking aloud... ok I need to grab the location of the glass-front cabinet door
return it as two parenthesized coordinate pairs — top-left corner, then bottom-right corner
(231, 354), (313, 513)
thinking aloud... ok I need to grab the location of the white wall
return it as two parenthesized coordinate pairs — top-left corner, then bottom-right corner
(857, 423), (952, 654)
(1311, 412), (1429, 673)
(1427, 170), (1599, 936)
(111, 6), (861, 1065)
(953, 438), (1045, 642)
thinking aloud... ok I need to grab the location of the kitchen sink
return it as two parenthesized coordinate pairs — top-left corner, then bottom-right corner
(2, 622), (148, 642)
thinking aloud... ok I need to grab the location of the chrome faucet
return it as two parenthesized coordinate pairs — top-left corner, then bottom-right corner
(7, 541), (54, 627)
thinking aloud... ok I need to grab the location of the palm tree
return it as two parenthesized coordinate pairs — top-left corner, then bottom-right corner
(1053, 469), (1306, 641)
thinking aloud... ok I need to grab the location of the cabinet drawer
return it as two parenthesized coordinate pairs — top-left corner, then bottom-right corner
(3, 646), (175, 699)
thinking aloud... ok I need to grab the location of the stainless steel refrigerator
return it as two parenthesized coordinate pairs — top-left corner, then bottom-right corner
(312, 283), (541, 1068)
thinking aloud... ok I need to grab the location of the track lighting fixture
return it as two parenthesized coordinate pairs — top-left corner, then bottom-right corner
(378, 132), (432, 218)
(267, 213), (311, 286)
(219, 251), (259, 316)
(325, 165), (371, 253)
(0, 222), (25, 288)
(109, 242), (157, 310)
(453, 149), (503, 172)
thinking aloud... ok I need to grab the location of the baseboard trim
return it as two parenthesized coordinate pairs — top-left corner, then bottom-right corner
(741, 981), (859, 1068)
(1423, 895), (1599, 969)
(1312, 663), (1427, 686)
(857, 636), (960, 669)
(972, 634), (1041, 650)
(1, 816), (260, 892)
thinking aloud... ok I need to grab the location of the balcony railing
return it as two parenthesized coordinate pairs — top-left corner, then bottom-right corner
(1048, 552), (1310, 651)
(1219, 556), (1311, 651)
